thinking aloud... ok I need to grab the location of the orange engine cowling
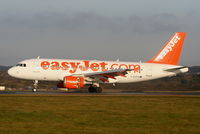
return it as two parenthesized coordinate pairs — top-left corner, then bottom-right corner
(63, 76), (85, 89)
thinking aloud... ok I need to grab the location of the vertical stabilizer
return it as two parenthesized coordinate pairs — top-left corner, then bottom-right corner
(148, 32), (186, 65)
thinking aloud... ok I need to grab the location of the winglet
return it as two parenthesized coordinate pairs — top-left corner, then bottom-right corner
(147, 32), (186, 65)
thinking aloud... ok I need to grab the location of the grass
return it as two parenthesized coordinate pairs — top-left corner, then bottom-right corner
(0, 95), (199, 134)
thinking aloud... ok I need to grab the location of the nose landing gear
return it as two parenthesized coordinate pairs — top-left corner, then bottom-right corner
(33, 80), (38, 92)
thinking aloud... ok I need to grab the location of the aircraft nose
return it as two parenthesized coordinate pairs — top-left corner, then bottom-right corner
(8, 67), (16, 77)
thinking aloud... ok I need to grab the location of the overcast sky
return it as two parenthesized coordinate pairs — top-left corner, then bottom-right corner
(0, 0), (199, 66)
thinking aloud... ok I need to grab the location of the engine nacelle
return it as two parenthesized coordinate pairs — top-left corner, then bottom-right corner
(63, 76), (85, 89)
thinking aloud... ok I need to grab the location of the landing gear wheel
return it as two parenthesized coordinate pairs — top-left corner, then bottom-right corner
(33, 80), (38, 92)
(96, 87), (102, 93)
(88, 86), (95, 93)
(88, 86), (102, 93)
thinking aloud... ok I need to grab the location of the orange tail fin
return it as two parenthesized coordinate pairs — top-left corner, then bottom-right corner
(148, 32), (186, 65)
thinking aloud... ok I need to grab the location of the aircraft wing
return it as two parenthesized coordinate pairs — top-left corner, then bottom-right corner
(83, 69), (132, 82)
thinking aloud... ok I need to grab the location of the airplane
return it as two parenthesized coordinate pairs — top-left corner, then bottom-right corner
(8, 32), (188, 93)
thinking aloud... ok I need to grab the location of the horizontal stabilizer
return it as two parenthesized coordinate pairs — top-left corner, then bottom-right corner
(163, 66), (189, 72)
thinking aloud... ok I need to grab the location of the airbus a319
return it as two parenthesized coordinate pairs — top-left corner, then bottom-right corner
(8, 32), (188, 93)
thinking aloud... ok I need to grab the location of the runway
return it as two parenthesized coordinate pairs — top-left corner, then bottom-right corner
(0, 90), (200, 96)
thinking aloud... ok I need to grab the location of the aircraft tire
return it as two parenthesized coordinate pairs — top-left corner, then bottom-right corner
(88, 86), (95, 93)
(95, 87), (102, 93)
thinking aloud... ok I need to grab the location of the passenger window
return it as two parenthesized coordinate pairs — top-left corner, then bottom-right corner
(16, 64), (27, 67)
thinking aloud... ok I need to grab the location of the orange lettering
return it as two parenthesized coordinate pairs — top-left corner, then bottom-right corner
(134, 65), (141, 73)
(111, 64), (118, 69)
(41, 61), (50, 70)
(69, 62), (80, 73)
(51, 62), (60, 70)
(119, 64), (128, 69)
(90, 63), (99, 71)
(79, 61), (90, 71)
(61, 62), (69, 70)
(100, 62), (108, 72)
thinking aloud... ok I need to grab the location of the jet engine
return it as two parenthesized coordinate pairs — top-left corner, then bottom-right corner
(58, 76), (85, 89)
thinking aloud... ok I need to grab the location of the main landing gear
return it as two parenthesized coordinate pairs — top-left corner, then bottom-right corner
(33, 80), (38, 92)
(88, 84), (102, 93)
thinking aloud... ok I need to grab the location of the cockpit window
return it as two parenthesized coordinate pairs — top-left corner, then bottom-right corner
(16, 64), (27, 67)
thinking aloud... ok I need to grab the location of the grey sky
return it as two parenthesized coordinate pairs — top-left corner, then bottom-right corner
(0, 0), (199, 66)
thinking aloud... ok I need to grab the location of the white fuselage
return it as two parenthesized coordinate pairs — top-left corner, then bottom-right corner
(8, 58), (188, 83)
